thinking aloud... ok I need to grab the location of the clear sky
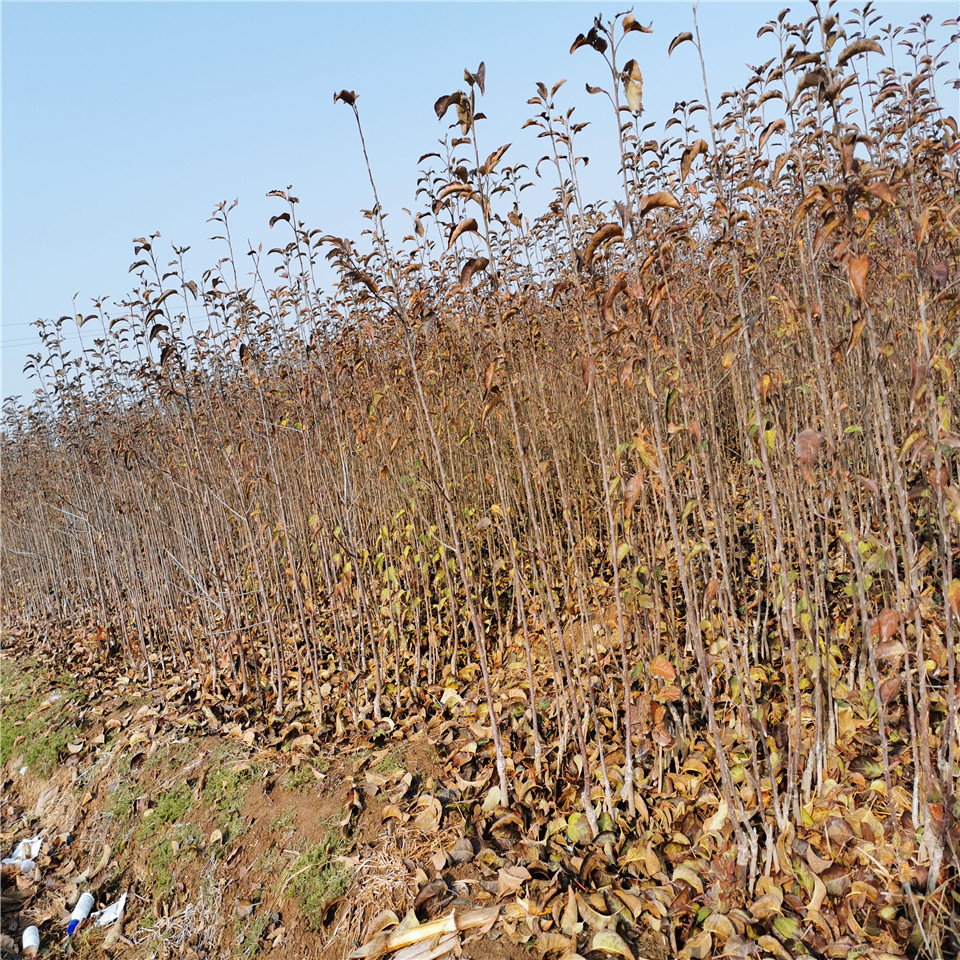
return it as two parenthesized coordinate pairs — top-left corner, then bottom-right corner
(2, 2), (956, 405)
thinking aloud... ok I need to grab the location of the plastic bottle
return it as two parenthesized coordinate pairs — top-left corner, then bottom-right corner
(22, 925), (40, 958)
(68, 891), (95, 935)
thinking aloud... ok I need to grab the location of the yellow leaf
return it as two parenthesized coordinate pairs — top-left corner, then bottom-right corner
(681, 930), (712, 959)
(591, 930), (635, 959)
(947, 578), (960, 620)
(481, 785), (502, 812)
(702, 798), (729, 835)
(702, 912), (734, 939)
(566, 811), (593, 844)
(749, 891), (783, 919)
(673, 864), (703, 894)
(758, 934), (792, 960)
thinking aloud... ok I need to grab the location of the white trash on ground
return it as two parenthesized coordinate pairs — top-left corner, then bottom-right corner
(2, 835), (42, 865)
(93, 892), (127, 926)
(68, 891), (95, 935)
(22, 925), (40, 957)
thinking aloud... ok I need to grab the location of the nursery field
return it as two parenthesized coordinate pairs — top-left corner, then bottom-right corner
(2, 4), (958, 958)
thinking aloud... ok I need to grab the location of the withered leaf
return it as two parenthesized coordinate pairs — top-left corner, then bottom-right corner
(847, 315), (867, 356)
(434, 91), (465, 121)
(623, 59), (643, 114)
(867, 181), (897, 205)
(795, 428), (820, 484)
(668, 31), (694, 55)
(456, 256), (489, 292)
(570, 26), (607, 56)
(749, 890), (783, 919)
(680, 140), (708, 182)
(481, 387), (501, 427)
(878, 677), (902, 705)
(848, 255), (870, 302)
(481, 143), (510, 176)
(639, 192), (680, 216)
(464, 61), (486, 95)
(623, 14), (653, 34)
(649, 655), (675, 680)
(581, 354), (597, 392)
(836, 37), (884, 66)
(813, 216), (842, 257)
(947, 579), (960, 621)
(758, 118), (786, 152)
(496, 864), (530, 898)
(624, 471), (644, 516)
(447, 218), (479, 249)
(601, 275), (628, 324)
(483, 359), (497, 394)
(583, 223), (623, 264)
(673, 864), (704, 894)
(872, 607), (900, 644)
(591, 930), (635, 959)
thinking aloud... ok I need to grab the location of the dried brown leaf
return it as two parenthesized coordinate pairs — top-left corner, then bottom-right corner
(649, 655), (675, 680)
(623, 59), (643, 113)
(848, 254), (870, 302)
(639, 192), (680, 217)
(680, 140), (708, 182)
(624, 472), (644, 516)
(448, 218), (479, 249)
(456, 257), (489, 293)
(583, 223), (623, 265)
(836, 37), (884, 66)
(668, 31), (693, 55)
(581, 355), (597, 393)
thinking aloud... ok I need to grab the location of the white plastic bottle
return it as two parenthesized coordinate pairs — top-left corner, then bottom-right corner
(22, 925), (40, 957)
(68, 891), (95, 934)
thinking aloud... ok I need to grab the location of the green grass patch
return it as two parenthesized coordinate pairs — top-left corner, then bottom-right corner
(253, 845), (282, 874)
(372, 746), (405, 775)
(23, 725), (76, 777)
(204, 761), (258, 844)
(283, 760), (328, 791)
(142, 739), (195, 776)
(140, 782), (193, 840)
(105, 751), (138, 822)
(1, 661), (82, 775)
(268, 809), (295, 833)
(147, 823), (201, 893)
(234, 912), (270, 959)
(284, 832), (350, 931)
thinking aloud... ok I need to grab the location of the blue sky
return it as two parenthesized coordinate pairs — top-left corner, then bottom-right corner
(2, 2), (956, 405)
